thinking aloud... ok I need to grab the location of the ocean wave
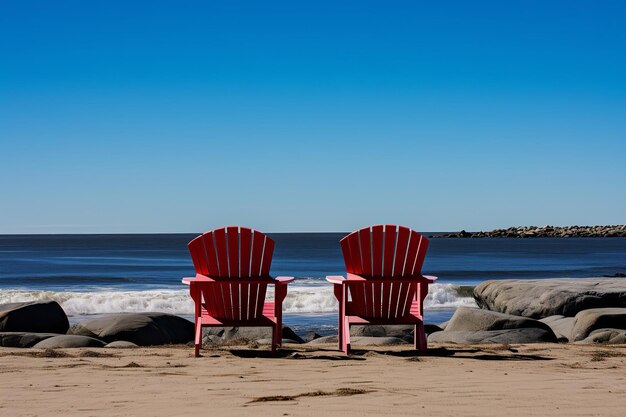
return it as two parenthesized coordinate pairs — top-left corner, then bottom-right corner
(0, 283), (475, 316)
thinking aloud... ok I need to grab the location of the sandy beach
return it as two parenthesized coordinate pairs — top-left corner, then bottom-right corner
(1, 342), (625, 417)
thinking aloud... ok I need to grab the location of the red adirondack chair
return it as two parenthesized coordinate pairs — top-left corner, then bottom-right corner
(182, 226), (293, 357)
(326, 225), (437, 354)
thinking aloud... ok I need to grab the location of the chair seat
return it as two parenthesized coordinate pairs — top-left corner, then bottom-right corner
(199, 302), (276, 326)
(346, 313), (423, 325)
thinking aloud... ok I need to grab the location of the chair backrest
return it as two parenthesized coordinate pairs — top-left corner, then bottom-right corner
(340, 224), (429, 278)
(187, 227), (275, 321)
(339, 225), (430, 320)
(188, 226), (274, 278)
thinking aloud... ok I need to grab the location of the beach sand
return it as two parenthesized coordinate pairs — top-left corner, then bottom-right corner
(1, 342), (625, 416)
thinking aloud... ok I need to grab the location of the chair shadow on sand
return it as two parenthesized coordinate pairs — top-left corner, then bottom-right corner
(350, 346), (553, 361)
(204, 346), (552, 361)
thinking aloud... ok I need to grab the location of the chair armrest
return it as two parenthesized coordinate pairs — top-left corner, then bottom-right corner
(421, 275), (438, 283)
(275, 276), (294, 283)
(326, 275), (345, 284)
(182, 273), (215, 285)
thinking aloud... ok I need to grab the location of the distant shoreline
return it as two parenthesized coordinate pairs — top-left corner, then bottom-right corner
(432, 225), (626, 238)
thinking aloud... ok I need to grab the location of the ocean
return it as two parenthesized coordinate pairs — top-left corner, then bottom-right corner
(1, 234), (625, 336)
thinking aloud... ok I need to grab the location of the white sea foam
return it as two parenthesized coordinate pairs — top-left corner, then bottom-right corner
(0, 283), (475, 316)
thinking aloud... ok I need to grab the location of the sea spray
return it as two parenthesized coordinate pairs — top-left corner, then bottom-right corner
(0, 283), (476, 316)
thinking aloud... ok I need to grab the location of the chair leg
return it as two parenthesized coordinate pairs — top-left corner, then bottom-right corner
(271, 324), (279, 353)
(337, 313), (343, 352)
(415, 322), (427, 354)
(343, 317), (351, 355)
(195, 320), (202, 358)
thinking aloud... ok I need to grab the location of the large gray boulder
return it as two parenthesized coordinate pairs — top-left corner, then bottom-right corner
(539, 315), (575, 341)
(0, 301), (69, 334)
(426, 307), (558, 344)
(570, 308), (626, 342)
(428, 328), (557, 344)
(32, 335), (106, 348)
(444, 307), (554, 333)
(578, 328), (626, 344)
(68, 313), (194, 346)
(474, 278), (626, 318)
(0, 332), (59, 348)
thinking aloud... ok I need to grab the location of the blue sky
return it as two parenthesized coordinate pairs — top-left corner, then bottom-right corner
(1, 1), (625, 233)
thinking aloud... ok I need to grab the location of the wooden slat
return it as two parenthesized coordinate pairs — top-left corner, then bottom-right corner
(391, 282), (404, 318)
(363, 282), (372, 317)
(400, 283), (417, 317)
(408, 233), (424, 275)
(211, 284), (226, 318)
(213, 228), (229, 277)
(382, 225), (396, 277)
(221, 282), (234, 320)
(403, 231), (421, 277)
(226, 226), (240, 278)
(187, 236), (208, 275)
(226, 227), (240, 320)
(250, 231), (265, 277)
(340, 236), (353, 272)
(256, 284), (268, 319)
(248, 283), (258, 319)
(373, 281), (382, 318)
(371, 225), (384, 276)
(348, 282), (365, 316)
(358, 228), (372, 276)
(413, 235), (430, 275)
(392, 226), (410, 277)
(347, 232), (362, 274)
(239, 228), (252, 278)
(260, 236), (274, 275)
(200, 232), (220, 277)
(239, 228), (252, 319)
(200, 288), (213, 317)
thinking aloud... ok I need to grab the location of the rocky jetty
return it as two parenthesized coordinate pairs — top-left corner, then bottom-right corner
(436, 225), (626, 238)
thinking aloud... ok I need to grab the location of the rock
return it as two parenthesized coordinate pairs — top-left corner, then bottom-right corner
(302, 332), (322, 342)
(0, 301), (69, 334)
(202, 325), (304, 344)
(68, 313), (194, 346)
(104, 341), (138, 348)
(32, 335), (105, 348)
(256, 338), (303, 345)
(424, 324), (444, 335)
(539, 315), (575, 341)
(570, 308), (626, 341)
(307, 335), (408, 346)
(0, 332), (59, 348)
(577, 328), (626, 344)
(474, 278), (626, 318)
(444, 307), (554, 333)
(351, 325), (414, 342)
(202, 335), (223, 344)
(428, 328), (557, 344)
(307, 335), (337, 344)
